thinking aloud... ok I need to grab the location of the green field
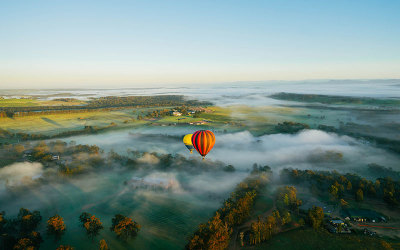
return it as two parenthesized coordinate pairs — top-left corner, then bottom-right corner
(0, 106), (244, 143)
(0, 98), (85, 107)
(0, 109), (141, 136)
(0, 105), (246, 138)
(0, 103), (339, 143)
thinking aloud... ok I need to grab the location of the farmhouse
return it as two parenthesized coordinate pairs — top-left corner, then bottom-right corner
(189, 121), (208, 125)
(23, 150), (33, 158)
(326, 219), (351, 234)
(172, 111), (182, 116)
(51, 155), (60, 160)
(330, 219), (345, 226)
(341, 208), (386, 223)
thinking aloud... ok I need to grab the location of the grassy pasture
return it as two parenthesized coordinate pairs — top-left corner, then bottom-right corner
(0, 109), (139, 136)
(0, 106), (238, 138)
(0, 98), (85, 107)
(155, 115), (203, 124)
(0, 103), (333, 141)
(225, 105), (299, 124)
(0, 98), (41, 107)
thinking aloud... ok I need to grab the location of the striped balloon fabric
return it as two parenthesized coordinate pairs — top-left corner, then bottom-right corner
(191, 130), (215, 159)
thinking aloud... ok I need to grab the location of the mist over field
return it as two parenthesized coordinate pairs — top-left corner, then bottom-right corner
(64, 129), (400, 173)
(1, 80), (400, 249)
(0, 160), (248, 249)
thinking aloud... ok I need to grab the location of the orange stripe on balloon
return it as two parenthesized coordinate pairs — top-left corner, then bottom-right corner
(201, 131), (206, 156)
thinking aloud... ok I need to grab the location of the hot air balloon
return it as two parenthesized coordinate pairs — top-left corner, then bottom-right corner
(183, 134), (194, 154)
(191, 130), (215, 160)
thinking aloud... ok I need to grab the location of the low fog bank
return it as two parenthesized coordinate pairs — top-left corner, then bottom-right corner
(63, 128), (400, 175)
(0, 167), (247, 250)
(0, 165), (247, 249)
(3, 79), (399, 103)
(1, 129), (399, 248)
(0, 162), (44, 190)
(3, 128), (397, 213)
(64, 129), (191, 155)
(209, 130), (400, 172)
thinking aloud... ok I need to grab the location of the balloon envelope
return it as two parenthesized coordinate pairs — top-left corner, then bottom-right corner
(183, 134), (194, 153)
(191, 130), (215, 159)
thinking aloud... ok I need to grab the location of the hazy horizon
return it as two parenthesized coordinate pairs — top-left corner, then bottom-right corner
(1, 0), (400, 88)
(1, 78), (400, 90)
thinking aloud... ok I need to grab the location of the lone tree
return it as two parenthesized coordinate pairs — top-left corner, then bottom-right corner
(29, 231), (43, 249)
(13, 238), (34, 250)
(47, 215), (66, 241)
(17, 208), (42, 235)
(110, 214), (141, 241)
(79, 212), (104, 240)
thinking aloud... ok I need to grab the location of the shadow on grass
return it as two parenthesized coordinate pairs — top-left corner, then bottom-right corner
(41, 117), (63, 127)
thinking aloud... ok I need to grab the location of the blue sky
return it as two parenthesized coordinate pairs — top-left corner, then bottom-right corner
(0, 0), (399, 88)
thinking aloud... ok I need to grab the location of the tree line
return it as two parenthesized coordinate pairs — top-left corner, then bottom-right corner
(0, 95), (212, 118)
(281, 168), (400, 207)
(186, 165), (271, 250)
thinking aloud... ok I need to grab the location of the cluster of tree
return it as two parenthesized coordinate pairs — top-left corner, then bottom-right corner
(110, 214), (141, 241)
(27, 141), (100, 162)
(274, 121), (310, 134)
(0, 140), (232, 179)
(79, 213), (104, 240)
(144, 109), (171, 119)
(306, 206), (324, 230)
(53, 98), (80, 102)
(88, 95), (210, 108)
(0, 209), (138, 249)
(249, 210), (292, 245)
(47, 214), (66, 240)
(281, 168), (400, 207)
(0, 95), (212, 118)
(0, 109), (6, 118)
(275, 186), (302, 212)
(0, 141), (102, 180)
(124, 149), (228, 172)
(0, 208), (43, 249)
(55, 239), (109, 250)
(223, 165), (235, 172)
(249, 185), (301, 245)
(187, 167), (270, 249)
(250, 192), (327, 247)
